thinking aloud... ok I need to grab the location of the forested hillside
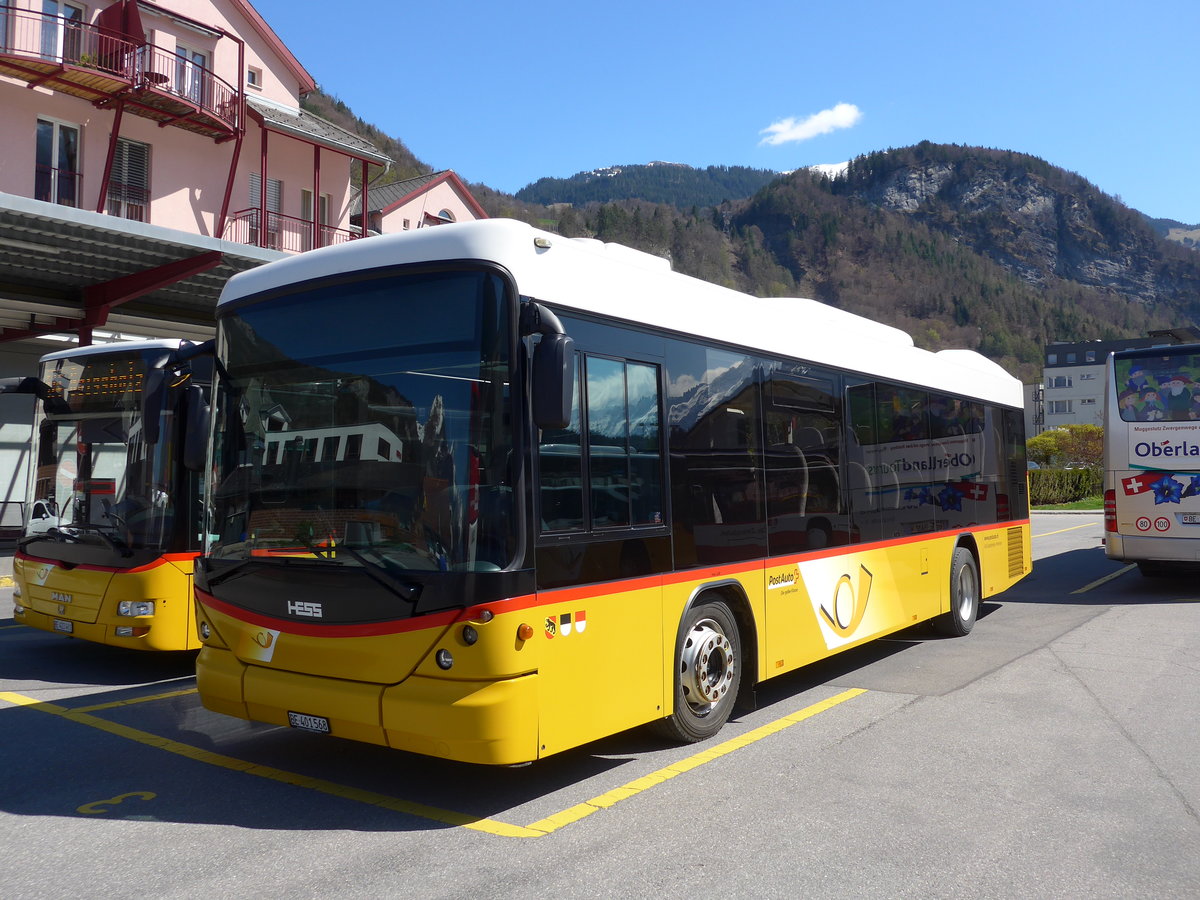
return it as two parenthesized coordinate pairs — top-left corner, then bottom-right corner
(515, 163), (779, 208)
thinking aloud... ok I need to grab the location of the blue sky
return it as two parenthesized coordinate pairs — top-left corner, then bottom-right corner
(250, 0), (1199, 223)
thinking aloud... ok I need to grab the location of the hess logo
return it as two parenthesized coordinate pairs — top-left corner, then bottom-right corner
(287, 601), (323, 618)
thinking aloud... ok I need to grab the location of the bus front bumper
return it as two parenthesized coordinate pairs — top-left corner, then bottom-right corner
(196, 646), (540, 765)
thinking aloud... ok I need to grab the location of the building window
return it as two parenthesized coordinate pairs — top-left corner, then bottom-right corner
(175, 46), (209, 105)
(246, 66), (263, 90)
(1085, 351), (1096, 362)
(248, 173), (283, 248)
(40, 1), (84, 63)
(1066, 353), (1077, 364)
(1047, 375), (1072, 389)
(1080, 373), (1095, 381)
(35, 117), (80, 207)
(300, 190), (332, 250)
(1080, 398), (1096, 406)
(106, 138), (150, 222)
(1048, 400), (1073, 416)
(1047, 353), (1058, 365)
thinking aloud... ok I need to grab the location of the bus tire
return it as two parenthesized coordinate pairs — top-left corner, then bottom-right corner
(653, 599), (742, 743)
(933, 546), (979, 637)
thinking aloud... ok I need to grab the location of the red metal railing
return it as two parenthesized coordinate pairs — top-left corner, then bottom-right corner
(0, 6), (240, 132)
(34, 164), (82, 208)
(223, 209), (362, 253)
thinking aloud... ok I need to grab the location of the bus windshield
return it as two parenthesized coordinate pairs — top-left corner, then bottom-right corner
(1113, 348), (1200, 423)
(29, 348), (184, 553)
(207, 268), (516, 574)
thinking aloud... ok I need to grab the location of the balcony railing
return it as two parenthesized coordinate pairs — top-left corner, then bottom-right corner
(224, 209), (363, 253)
(0, 6), (241, 139)
(34, 164), (82, 208)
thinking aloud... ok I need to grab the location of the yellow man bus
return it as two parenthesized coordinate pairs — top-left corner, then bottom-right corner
(6, 339), (211, 650)
(194, 219), (1031, 764)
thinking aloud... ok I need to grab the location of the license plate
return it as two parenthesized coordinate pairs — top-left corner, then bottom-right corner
(53, 619), (73, 634)
(287, 711), (330, 734)
(1182, 514), (1200, 524)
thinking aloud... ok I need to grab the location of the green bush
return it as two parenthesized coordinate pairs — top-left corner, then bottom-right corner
(1029, 467), (1102, 505)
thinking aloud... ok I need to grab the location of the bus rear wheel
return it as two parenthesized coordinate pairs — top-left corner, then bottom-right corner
(933, 546), (979, 637)
(654, 599), (742, 743)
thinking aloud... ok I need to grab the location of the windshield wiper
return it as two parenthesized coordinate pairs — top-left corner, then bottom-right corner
(335, 546), (424, 605)
(202, 557), (257, 587)
(55, 524), (133, 558)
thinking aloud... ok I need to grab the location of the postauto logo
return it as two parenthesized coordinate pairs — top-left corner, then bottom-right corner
(1133, 438), (1200, 462)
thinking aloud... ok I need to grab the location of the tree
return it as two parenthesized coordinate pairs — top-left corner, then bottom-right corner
(1057, 424), (1103, 468)
(1026, 424), (1103, 469)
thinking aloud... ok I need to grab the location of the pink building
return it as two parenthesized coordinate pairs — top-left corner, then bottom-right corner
(0, 0), (392, 524)
(354, 170), (488, 234)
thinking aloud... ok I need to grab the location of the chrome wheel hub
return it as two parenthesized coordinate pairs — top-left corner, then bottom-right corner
(680, 617), (736, 713)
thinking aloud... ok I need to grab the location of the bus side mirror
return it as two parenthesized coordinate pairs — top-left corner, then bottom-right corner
(532, 333), (575, 430)
(183, 384), (210, 472)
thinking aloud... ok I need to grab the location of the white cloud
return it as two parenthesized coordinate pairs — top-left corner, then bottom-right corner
(759, 103), (863, 146)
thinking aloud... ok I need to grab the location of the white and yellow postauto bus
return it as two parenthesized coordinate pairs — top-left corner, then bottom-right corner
(5, 339), (211, 650)
(1104, 342), (1200, 575)
(194, 219), (1031, 764)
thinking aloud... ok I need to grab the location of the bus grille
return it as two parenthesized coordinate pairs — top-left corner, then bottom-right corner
(1006, 527), (1025, 578)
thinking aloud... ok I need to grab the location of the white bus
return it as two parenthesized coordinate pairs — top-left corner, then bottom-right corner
(1104, 342), (1200, 575)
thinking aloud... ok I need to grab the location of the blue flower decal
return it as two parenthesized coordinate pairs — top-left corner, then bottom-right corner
(1185, 475), (1200, 499)
(937, 484), (963, 511)
(1151, 475), (1184, 505)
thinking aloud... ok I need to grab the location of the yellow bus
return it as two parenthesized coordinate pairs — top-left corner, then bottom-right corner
(5, 339), (211, 651)
(194, 219), (1031, 764)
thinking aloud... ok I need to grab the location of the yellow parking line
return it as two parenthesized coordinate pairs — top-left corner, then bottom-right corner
(1034, 522), (1100, 538)
(1071, 563), (1137, 594)
(0, 686), (867, 838)
(75, 687), (198, 713)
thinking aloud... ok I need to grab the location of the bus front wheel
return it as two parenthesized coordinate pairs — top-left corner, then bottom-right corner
(654, 599), (742, 743)
(934, 547), (979, 637)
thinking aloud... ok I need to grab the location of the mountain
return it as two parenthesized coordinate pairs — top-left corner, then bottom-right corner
(506, 144), (1200, 380)
(515, 163), (780, 208)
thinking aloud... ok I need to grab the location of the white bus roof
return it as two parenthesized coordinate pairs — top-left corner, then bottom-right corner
(217, 219), (1022, 408)
(39, 338), (190, 363)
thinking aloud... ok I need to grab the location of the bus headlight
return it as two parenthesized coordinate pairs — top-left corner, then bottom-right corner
(117, 600), (155, 617)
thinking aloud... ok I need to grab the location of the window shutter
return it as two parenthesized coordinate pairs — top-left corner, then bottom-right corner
(249, 173), (282, 212)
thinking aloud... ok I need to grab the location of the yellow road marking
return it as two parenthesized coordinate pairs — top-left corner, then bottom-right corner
(75, 688), (198, 713)
(1034, 522), (1100, 538)
(0, 686), (868, 838)
(1071, 563), (1137, 594)
(524, 688), (867, 834)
